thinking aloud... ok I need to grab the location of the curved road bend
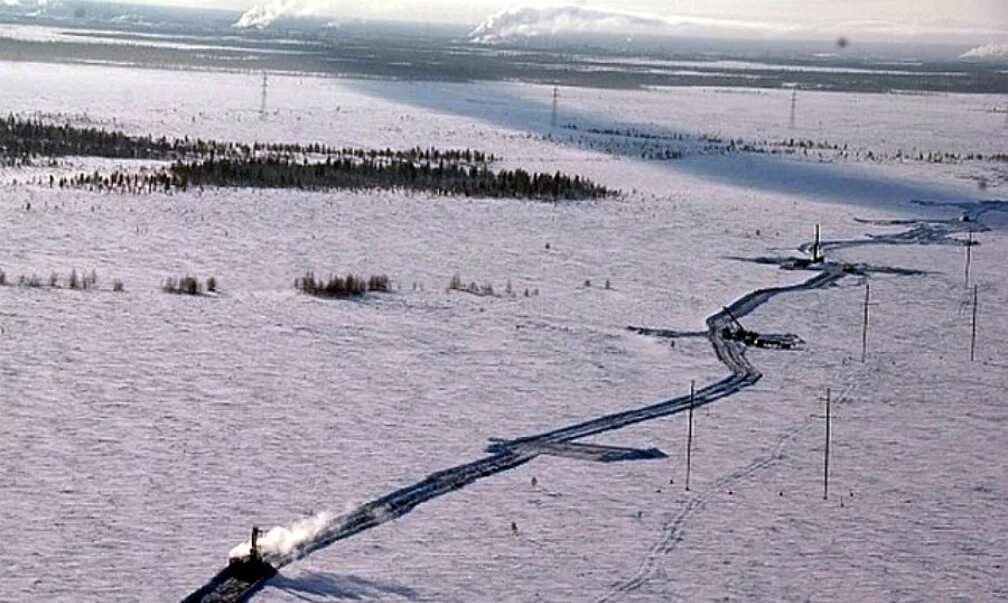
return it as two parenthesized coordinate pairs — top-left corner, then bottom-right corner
(184, 266), (848, 602)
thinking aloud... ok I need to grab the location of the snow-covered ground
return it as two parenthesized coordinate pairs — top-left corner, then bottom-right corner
(0, 61), (1005, 602)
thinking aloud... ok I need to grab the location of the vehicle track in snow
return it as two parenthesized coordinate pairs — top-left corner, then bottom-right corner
(182, 204), (1002, 603)
(596, 204), (1007, 600)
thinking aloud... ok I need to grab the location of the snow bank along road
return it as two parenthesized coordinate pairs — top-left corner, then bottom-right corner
(182, 208), (995, 603)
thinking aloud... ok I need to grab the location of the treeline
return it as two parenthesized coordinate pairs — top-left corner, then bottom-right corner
(58, 156), (614, 200)
(0, 115), (495, 166)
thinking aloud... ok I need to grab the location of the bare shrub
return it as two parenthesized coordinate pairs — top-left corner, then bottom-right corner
(0, 269), (6, 286)
(367, 274), (389, 292)
(446, 273), (501, 297)
(206, 276), (217, 292)
(49, 272), (58, 288)
(163, 275), (203, 295)
(182, 276), (201, 295)
(68, 269), (79, 290)
(112, 279), (124, 292)
(81, 269), (97, 289)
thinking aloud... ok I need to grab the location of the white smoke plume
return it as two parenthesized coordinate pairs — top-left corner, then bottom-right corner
(468, 5), (790, 44)
(468, 5), (1008, 46)
(960, 43), (1008, 59)
(228, 511), (334, 561)
(234, 0), (333, 29)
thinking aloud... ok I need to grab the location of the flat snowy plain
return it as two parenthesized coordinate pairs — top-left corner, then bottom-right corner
(0, 61), (1005, 601)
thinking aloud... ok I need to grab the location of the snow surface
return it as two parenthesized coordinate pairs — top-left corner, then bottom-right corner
(0, 61), (1005, 602)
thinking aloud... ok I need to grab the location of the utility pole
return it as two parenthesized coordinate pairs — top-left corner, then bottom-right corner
(823, 388), (831, 500)
(551, 85), (558, 128)
(812, 223), (822, 262)
(964, 229), (973, 289)
(685, 380), (695, 491)
(789, 88), (797, 129)
(970, 284), (978, 362)
(861, 283), (871, 363)
(260, 71), (268, 121)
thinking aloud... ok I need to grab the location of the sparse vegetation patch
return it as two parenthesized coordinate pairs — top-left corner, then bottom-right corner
(163, 276), (203, 295)
(295, 272), (390, 298)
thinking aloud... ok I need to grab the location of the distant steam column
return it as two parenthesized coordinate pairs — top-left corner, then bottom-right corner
(260, 71), (269, 122)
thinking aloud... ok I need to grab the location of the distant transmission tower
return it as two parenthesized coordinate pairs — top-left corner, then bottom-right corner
(551, 85), (559, 128)
(789, 88), (797, 129)
(260, 71), (269, 121)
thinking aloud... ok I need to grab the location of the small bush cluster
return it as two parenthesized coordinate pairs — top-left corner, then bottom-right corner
(68, 268), (98, 290)
(162, 276), (216, 295)
(0, 268), (104, 290)
(295, 272), (390, 298)
(163, 276), (201, 295)
(447, 273), (495, 296)
(447, 273), (539, 298)
(112, 279), (124, 292)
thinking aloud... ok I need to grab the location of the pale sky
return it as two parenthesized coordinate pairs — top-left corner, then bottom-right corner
(117, 0), (1008, 41)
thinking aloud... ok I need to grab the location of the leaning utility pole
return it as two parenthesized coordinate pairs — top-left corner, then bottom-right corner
(685, 380), (695, 491)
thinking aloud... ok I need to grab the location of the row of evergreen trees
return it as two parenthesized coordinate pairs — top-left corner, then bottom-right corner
(59, 155), (614, 200)
(0, 115), (495, 165)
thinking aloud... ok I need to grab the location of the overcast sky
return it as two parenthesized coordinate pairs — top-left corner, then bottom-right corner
(116, 0), (1008, 41)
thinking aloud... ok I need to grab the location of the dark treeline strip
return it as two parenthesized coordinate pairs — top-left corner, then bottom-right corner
(296, 272), (390, 298)
(57, 155), (615, 200)
(561, 122), (1008, 165)
(0, 115), (495, 166)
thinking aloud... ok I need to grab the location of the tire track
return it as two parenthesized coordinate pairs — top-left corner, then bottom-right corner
(184, 207), (988, 602)
(598, 419), (812, 602)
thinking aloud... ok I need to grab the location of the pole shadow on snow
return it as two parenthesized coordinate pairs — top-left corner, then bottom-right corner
(344, 79), (992, 213)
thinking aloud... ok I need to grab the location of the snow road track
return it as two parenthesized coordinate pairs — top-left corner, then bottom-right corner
(182, 266), (848, 602)
(183, 207), (1000, 602)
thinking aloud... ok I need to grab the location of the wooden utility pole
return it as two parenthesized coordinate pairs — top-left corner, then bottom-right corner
(970, 284), (978, 362)
(861, 283), (871, 363)
(551, 85), (558, 128)
(823, 388), (831, 500)
(259, 71), (268, 121)
(685, 380), (695, 491)
(789, 88), (797, 129)
(964, 229), (973, 289)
